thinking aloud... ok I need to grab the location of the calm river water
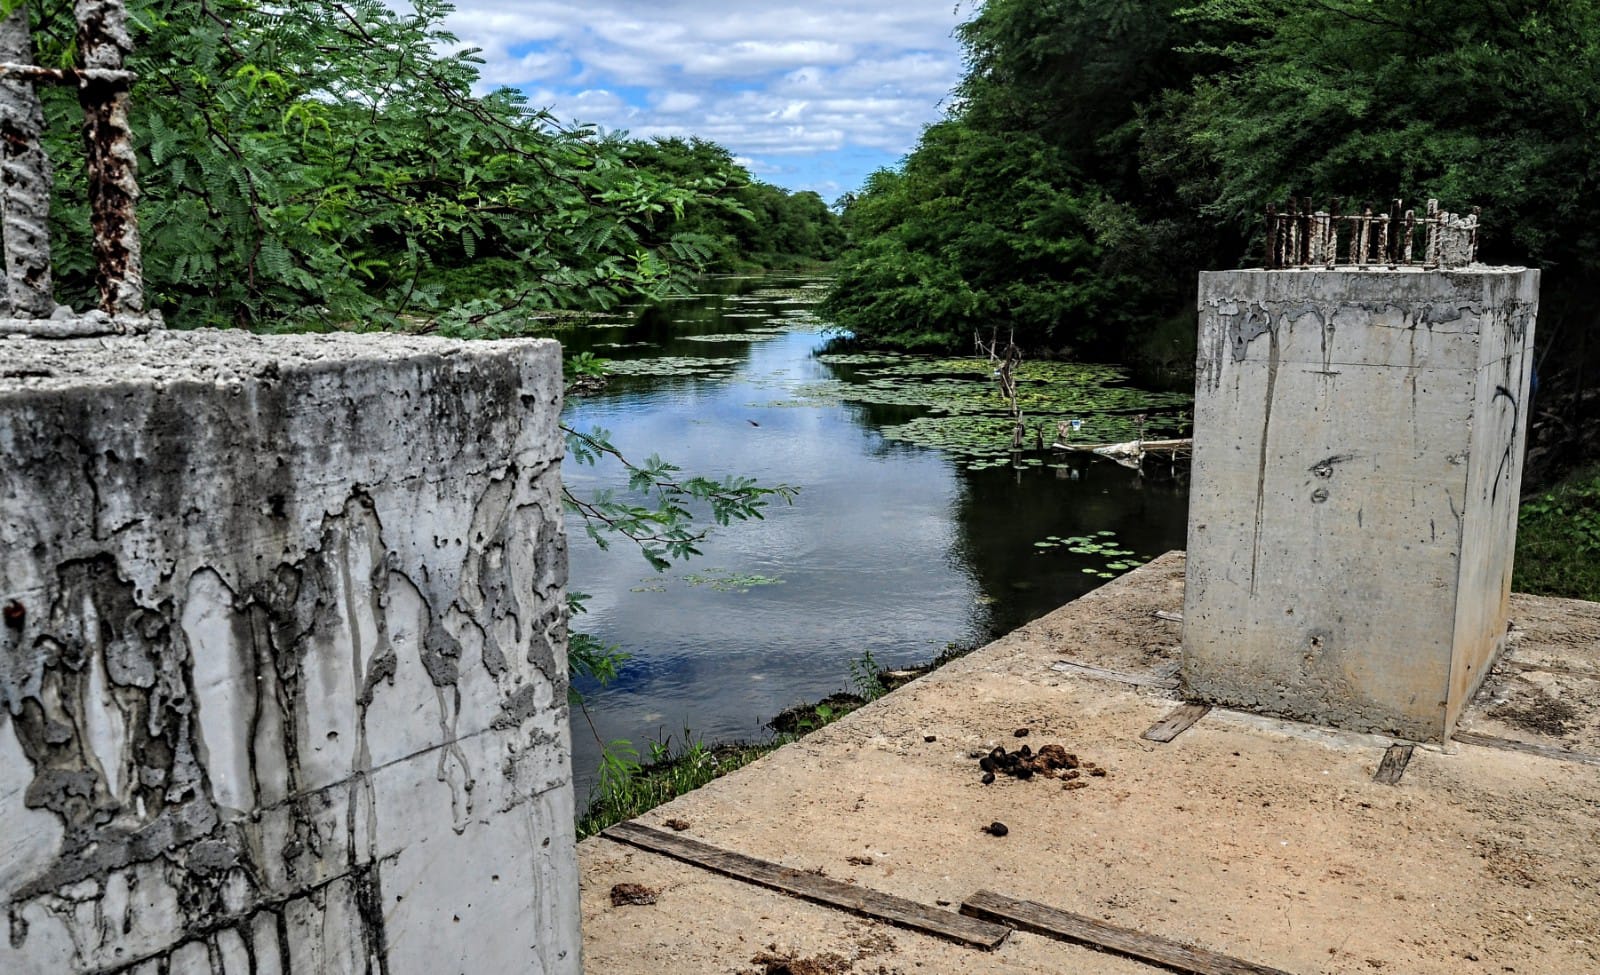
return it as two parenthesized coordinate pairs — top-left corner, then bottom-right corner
(560, 275), (1190, 797)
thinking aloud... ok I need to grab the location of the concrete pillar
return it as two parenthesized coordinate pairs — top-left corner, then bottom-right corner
(1182, 268), (1538, 741)
(0, 331), (580, 973)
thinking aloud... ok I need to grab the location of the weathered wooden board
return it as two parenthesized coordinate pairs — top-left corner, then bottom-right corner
(1506, 659), (1598, 679)
(1453, 731), (1600, 768)
(1050, 659), (1180, 690)
(1142, 703), (1211, 743)
(961, 889), (1295, 975)
(1372, 743), (1415, 785)
(601, 821), (1010, 949)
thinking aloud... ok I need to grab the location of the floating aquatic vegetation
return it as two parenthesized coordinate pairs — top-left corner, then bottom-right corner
(880, 411), (1181, 457)
(966, 456), (1045, 471)
(848, 365), (1188, 416)
(815, 352), (911, 365)
(681, 332), (786, 343)
(1032, 531), (1153, 578)
(629, 568), (786, 593)
(602, 356), (742, 377)
(681, 568), (786, 593)
(575, 281), (1191, 461)
(788, 355), (1189, 458)
(741, 287), (813, 301)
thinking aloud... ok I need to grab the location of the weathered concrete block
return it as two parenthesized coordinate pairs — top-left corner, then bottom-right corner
(1183, 268), (1538, 741)
(0, 330), (579, 973)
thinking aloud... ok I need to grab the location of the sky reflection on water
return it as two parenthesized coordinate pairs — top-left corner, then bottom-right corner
(561, 278), (1189, 797)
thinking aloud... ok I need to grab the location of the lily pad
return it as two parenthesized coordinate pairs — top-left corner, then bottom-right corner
(681, 332), (785, 343)
(603, 356), (742, 377)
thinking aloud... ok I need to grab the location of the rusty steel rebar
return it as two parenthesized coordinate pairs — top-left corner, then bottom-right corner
(75, 0), (144, 315)
(1262, 196), (1479, 270)
(0, 10), (54, 317)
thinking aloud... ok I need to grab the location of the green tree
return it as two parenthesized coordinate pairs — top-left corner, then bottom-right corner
(621, 137), (846, 272)
(29, 0), (731, 332)
(1148, 0), (1600, 407)
(830, 0), (1600, 412)
(824, 0), (1214, 361)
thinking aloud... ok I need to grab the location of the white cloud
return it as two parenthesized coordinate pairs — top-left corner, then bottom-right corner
(438, 0), (968, 194)
(652, 91), (702, 114)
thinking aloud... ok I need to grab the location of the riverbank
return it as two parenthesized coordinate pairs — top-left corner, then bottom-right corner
(576, 643), (980, 838)
(579, 553), (1600, 974)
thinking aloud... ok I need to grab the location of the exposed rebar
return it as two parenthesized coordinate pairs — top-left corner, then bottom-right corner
(0, 8), (54, 317)
(1262, 197), (1479, 270)
(76, 0), (143, 315)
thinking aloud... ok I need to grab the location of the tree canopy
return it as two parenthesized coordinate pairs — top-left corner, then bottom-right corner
(826, 0), (1600, 384)
(23, 0), (840, 333)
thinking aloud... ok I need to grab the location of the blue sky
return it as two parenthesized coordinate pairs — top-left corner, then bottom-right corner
(439, 1), (970, 201)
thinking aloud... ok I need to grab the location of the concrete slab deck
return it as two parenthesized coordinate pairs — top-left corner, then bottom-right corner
(579, 553), (1600, 975)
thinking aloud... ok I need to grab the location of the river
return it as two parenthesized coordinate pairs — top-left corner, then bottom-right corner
(559, 274), (1191, 798)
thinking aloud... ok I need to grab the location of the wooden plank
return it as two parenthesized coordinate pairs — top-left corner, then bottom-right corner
(1507, 659), (1598, 679)
(1153, 610), (1185, 623)
(601, 821), (1010, 950)
(1053, 438), (1194, 451)
(1453, 731), (1600, 768)
(1372, 743), (1414, 785)
(1142, 703), (1210, 743)
(1050, 659), (1180, 690)
(961, 889), (1294, 975)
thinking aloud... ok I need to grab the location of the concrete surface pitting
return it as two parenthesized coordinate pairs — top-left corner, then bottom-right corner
(1184, 267), (1539, 741)
(0, 330), (580, 974)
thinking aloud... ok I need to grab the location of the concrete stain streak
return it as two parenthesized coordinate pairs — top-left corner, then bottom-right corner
(1, 333), (578, 973)
(1249, 323), (1280, 596)
(1187, 268), (1538, 742)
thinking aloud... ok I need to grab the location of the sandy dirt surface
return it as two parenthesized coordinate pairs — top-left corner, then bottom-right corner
(579, 554), (1600, 974)
(1464, 593), (1600, 755)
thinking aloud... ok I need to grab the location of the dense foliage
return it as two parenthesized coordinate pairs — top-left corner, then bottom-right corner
(624, 138), (843, 272)
(827, 0), (1600, 386)
(1516, 464), (1600, 601)
(26, 0), (839, 332)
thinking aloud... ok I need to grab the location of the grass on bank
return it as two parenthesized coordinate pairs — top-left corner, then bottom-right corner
(1515, 463), (1600, 602)
(575, 644), (977, 839)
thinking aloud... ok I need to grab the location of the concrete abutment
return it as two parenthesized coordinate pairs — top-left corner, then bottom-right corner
(0, 330), (580, 974)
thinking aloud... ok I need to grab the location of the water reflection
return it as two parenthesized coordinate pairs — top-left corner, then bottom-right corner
(561, 276), (1188, 797)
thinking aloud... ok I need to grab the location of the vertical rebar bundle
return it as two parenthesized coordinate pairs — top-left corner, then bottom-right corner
(1263, 197), (1480, 270)
(0, 0), (148, 332)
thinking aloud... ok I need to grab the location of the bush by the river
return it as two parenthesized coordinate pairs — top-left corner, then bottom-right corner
(1516, 465), (1600, 602)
